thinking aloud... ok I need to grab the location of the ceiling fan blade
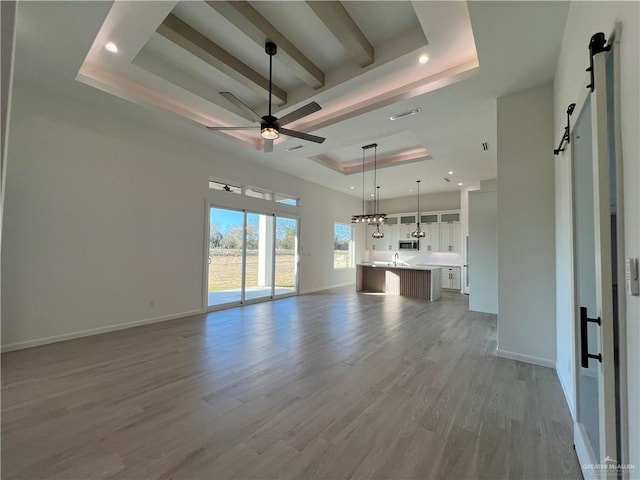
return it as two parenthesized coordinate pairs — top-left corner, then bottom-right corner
(206, 126), (256, 131)
(278, 102), (322, 126)
(280, 128), (325, 144)
(264, 139), (274, 153)
(220, 92), (263, 123)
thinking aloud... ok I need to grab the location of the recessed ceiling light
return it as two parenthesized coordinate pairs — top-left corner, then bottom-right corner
(370, 193), (375, 197)
(458, 182), (463, 186)
(419, 54), (430, 64)
(105, 42), (118, 53)
(409, 189), (413, 192)
(349, 186), (355, 190)
(448, 171), (454, 175)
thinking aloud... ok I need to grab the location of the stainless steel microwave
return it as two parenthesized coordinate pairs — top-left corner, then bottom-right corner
(399, 240), (419, 250)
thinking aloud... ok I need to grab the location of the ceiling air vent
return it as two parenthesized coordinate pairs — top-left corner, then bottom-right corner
(443, 177), (451, 183)
(286, 145), (304, 152)
(389, 108), (421, 121)
(482, 142), (490, 151)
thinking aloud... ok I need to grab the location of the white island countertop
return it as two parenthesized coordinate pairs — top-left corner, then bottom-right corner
(357, 263), (443, 271)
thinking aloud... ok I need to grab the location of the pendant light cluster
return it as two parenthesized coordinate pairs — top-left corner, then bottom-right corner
(411, 180), (426, 238)
(351, 143), (387, 224)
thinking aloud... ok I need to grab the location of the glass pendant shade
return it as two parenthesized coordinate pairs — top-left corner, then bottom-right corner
(411, 226), (426, 238)
(261, 127), (279, 140)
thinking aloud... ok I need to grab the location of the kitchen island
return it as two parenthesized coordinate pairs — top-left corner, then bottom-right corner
(356, 263), (442, 301)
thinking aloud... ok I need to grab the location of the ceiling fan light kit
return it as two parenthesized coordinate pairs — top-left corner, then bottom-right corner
(207, 42), (325, 152)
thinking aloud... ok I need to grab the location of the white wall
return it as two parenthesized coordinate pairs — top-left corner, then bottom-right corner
(460, 181), (481, 293)
(496, 83), (556, 367)
(553, 0), (639, 467)
(1, 84), (361, 350)
(468, 187), (497, 314)
(375, 190), (461, 214)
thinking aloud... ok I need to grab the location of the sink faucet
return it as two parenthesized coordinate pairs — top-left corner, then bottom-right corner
(394, 252), (399, 266)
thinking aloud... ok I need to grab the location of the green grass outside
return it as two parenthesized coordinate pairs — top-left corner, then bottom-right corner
(333, 250), (351, 269)
(208, 249), (296, 291)
(209, 249), (352, 291)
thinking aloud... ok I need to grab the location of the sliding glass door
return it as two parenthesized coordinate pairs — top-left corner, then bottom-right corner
(207, 207), (298, 309)
(274, 216), (298, 297)
(208, 208), (244, 307)
(244, 212), (274, 302)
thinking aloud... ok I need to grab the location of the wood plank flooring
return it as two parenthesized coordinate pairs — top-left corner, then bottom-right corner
(1, 289), (582, 479)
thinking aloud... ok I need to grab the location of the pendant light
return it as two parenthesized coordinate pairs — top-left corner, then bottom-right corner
(372, 186), (384, 238)
(411, 180), (426, 238)
(351, 144), (387, 224)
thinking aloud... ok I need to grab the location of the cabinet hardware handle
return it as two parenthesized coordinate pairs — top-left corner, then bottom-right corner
(580, 306), (602, 367)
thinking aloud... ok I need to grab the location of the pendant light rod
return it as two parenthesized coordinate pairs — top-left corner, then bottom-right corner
(267, 44), (273, 117)
(373, 145), (377, 216)
(361, 147), (365, 215)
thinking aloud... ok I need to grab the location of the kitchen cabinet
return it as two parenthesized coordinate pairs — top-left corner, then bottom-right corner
(399, 224), (414, 240)
(366, 219), (396, 251)
(421, 223), (440, 252)
(362, 210), (461, 253)
(398, 215), (416, 240)
(440, 222), (461, 253)
(366, 225), (388, 251)
(440, 212), (460, 223)
(365, 225), (376, 251)
(441, 267), (461, 290)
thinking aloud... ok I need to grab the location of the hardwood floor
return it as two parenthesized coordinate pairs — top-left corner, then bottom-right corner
(1, 289), (581, 479)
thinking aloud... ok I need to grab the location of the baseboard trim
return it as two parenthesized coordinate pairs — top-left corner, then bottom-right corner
(555, 367), (577, 420)
(496, 349), (556, 368)
(1, 309), (205, 353)
(300, 282), (354, 295)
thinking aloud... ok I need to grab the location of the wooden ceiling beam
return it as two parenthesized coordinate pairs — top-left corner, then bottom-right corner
(157, 13), (287, 104)
(205, 1), (325, 89)
(306, 1), (374, 67)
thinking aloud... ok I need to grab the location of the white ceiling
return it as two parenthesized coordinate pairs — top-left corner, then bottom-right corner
(12, 1), (570, 200)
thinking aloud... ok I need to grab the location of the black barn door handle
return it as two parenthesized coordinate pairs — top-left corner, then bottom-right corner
(580, 306), (602, 368)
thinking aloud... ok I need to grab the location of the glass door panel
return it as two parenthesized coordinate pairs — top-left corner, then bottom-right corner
(208, 207), (244, 307)
(573, 95), (601, 457)
(573, 45), (618, 474)
(274, 217), (298, 296)
(244, 212), (274, 301)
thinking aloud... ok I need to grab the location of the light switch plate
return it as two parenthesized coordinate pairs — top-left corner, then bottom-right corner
(625, 258), (639, 296)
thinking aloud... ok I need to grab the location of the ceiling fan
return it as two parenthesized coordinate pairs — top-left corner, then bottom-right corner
(207, 42), (326, 153)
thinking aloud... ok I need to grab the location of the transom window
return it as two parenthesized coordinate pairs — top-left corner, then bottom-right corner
(209, 177), (299, 207)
